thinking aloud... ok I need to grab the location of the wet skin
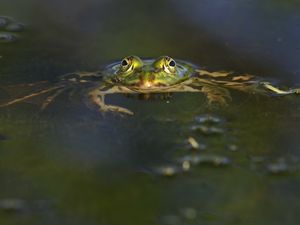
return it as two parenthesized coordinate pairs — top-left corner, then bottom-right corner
(102, 55), (195, 88)
(1, 55), (299, 115)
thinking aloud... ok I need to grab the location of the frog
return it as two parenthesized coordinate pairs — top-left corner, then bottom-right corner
(1, 55), (299, 115)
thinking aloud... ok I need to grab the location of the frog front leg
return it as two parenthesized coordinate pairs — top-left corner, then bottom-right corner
(88, 88), (134, 116)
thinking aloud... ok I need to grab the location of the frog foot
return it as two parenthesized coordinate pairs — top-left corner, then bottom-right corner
(290, 88), (300, 94)
(261, 82), (296, 95)
(88, 89), (134, 116)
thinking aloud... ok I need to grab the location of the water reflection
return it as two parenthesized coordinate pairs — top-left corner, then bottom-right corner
(0, 0), (300, 225)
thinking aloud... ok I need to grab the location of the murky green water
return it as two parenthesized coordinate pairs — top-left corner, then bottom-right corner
(0, 0), (300, 225)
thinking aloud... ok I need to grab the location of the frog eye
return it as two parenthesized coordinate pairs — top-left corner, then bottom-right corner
(169, 59), (176, 67)
(121, 59), (129, 66)
(119, 56), (143, 74)
(163, 57), (177, 74)
(120, 57), (134, 73)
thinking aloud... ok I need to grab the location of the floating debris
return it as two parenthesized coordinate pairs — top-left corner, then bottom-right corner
(182, 160), (191, 171)
(179, 154), (231, 167)
(182, 137), (206, 152)
(154, 165), (182, 177)
(190, 125), (225, 135)
(186, 137), (206, 150)
(187, 137), (199, 149)
(0, 199), (26, 212)
(227, 144), (238, 152)
(195, 114), (223, 124)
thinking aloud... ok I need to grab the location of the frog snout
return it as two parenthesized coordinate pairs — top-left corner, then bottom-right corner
(140, 74), (155, 82)
(139, 73), (155, 87)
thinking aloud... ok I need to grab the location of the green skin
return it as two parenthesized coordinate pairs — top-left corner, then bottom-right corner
(1, 55), (299, 115)
(102, 56), (195, 88)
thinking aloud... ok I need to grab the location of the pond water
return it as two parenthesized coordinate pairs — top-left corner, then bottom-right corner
(0, 0), (300, 225)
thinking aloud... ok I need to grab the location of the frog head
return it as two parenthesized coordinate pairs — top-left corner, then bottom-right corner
(103, 55), (195, 88)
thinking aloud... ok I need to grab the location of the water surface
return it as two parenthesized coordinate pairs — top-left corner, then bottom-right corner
(0, 1), (300, 225)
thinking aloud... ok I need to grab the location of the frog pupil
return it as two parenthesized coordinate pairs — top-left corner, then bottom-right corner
(122, 60), (128, 66)
(169, 60), (175, 67)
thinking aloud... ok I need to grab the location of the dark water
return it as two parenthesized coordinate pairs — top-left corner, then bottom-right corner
(0, 0), (300, 224)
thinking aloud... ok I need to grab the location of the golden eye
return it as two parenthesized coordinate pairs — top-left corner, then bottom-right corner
(169, 59), (176, 67)
(121, 58), (129, 66)
(120, 57), (133, 73)
(163, 57), (176, 74)
(118, 55), (143, 75)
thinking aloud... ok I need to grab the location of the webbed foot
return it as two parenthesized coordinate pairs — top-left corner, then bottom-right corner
(261, 82), (296, 95)
(88, 89), (134, 116)
(290, 88), (300, 94)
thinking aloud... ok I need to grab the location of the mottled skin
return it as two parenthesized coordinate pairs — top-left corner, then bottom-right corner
(1, 55), (299, 115)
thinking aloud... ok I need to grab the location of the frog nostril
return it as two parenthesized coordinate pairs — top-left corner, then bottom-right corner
(149, 74), (155, 81)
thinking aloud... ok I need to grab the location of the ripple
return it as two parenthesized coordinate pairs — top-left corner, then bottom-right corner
(195, 114), (223, 124)
(0, 199), (26, 212)
(267, 161), (289, 174)
(190, 124), (225, 135)
(0, 32), (18, 43)
(0, 198), (51, 214)
(179, 154), (231, 167)
(0, 16), (9, 28)
(0, 16), (25, 44)
(5, 23), (25, 32)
